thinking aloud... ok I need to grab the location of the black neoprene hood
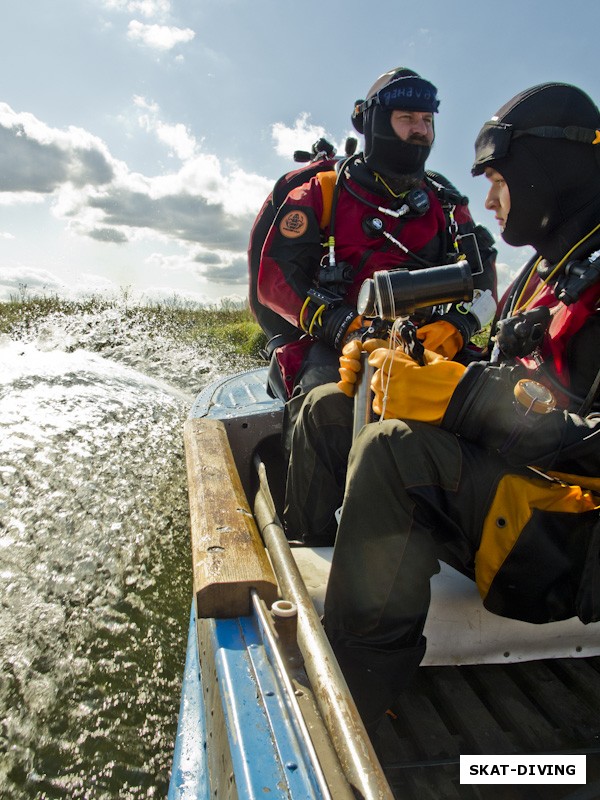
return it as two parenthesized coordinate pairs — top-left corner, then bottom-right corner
(472, 82), (600, 254)
(353, 67), (439, 180)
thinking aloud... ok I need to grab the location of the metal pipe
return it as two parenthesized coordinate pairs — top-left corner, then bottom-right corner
(352, 351), (375, 441)
(253, 457), (394, 800)
(251, 591), (334, 800)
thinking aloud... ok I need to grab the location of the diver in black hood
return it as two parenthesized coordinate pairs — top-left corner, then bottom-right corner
(351, 67), (439, 188)
(473, 82), (600, 399)
(472, 82), (600, 260)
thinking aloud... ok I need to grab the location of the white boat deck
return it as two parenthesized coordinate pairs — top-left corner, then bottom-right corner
(291, 546), (600, 666)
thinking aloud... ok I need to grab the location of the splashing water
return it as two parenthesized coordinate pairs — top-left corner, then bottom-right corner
(0, 306), (255, 799)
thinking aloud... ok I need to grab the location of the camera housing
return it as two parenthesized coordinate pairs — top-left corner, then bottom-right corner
(357, 261), (474, 320)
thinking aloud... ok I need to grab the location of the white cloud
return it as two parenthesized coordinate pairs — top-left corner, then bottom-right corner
(0, 258), (248, 306)
(271, 113), (327, 158)
(133, 95), (159, 114)
(0, 265), (63, 289)
(0, 265), (124, 302)
(220, 168), (273, 217)
(0, 192), (46, 206)
(145, 252), (192, 271)
(0, 266), (73, 300)
(156, 122), (198, 160)
(146, 247), (248, 286)
(127, 20), (195, 50)
(495, 260), (520, 296)
(134, 95), (198, 159)
(102, 0), (171, 18)
(0, 103), (115, 193)
(270, 113), (356, 161)
(0, 101), (276, 288)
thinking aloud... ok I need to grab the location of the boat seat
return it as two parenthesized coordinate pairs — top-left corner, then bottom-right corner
(290, 546), (600, 666)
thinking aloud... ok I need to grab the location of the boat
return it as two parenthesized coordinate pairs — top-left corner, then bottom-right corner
(168, 366), (600, 799)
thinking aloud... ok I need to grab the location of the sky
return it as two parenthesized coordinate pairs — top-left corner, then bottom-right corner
(0, 0), (598, 307)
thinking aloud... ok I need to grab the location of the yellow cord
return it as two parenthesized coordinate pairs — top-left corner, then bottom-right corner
(378, 318), (405, 422)
(300, 296), (326, 335)
(512, 256), (543, 312)
(308, 304), (325, 335)
(374, 172), (405, 199)
(514, 222), (600, 313)
(299, 297), (311, 332)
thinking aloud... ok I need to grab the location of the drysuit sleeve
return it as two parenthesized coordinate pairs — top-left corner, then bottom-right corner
(441, 361), (600, 477)
(257, 178), (325, 328)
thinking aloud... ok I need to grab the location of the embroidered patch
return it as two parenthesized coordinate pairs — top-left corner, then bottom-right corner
(279, 210), (308, 238)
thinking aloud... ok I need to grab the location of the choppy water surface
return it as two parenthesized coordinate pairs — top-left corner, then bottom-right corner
(0, 306), (254, 799)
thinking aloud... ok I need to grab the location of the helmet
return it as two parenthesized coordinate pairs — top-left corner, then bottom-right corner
(472, 83), (600, 253)
(352, 67), (440, 179)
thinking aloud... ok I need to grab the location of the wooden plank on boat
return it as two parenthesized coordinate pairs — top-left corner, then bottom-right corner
(184, 418), (278, 618)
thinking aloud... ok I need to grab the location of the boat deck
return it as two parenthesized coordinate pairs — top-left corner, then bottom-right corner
(379, 655), (600, 799)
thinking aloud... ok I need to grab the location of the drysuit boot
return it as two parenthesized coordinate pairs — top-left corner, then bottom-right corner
(333, 638), (427, 733)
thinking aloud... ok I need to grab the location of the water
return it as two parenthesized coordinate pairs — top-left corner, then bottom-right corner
(0, 306), (255, 799)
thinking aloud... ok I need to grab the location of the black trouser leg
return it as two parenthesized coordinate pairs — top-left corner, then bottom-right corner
(284, 384), (353, 544)
(324, 418), (504, 725)
(332, 637), (427, 731)
(280, 343), (342, 464)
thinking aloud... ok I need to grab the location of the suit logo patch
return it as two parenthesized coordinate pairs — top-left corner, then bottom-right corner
(279, 210), (308, 238)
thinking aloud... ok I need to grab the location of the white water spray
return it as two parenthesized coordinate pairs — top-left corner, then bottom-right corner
(0, 306), (251, 798)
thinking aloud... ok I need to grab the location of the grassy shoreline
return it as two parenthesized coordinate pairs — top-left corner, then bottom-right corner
(1, 294), (491, 359)
(0, 295), (268, 358)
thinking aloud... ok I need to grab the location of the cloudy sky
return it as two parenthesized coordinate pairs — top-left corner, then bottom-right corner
(0, 0), (598, 306)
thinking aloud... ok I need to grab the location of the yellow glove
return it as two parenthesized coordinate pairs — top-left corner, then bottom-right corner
(417, 320), (463, 360)
(368, 347), (466, 424)
(337, 337), (389, 397)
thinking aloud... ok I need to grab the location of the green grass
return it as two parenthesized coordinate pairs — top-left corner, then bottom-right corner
(0, 293), (268, 358)
(0, 290), (493, 359)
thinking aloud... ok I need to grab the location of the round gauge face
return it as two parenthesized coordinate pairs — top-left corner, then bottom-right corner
(407, 188), (430, 214)
(514, 379), (556, 413)
(357, 278), (375, 315)
(521, 380), (554, 402)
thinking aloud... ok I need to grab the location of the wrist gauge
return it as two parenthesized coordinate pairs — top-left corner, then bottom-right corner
(514, 379), (555, 415)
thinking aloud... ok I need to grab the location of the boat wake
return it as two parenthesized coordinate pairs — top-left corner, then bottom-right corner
(0, 306), (251, 799)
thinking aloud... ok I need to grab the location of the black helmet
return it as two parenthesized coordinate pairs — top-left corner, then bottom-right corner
(472, 82), (600, 255)
(352, 67), (440, 179)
